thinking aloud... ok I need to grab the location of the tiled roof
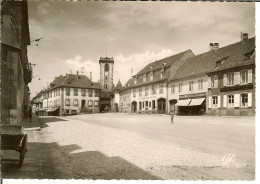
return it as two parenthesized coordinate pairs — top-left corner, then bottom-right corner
(169, 37), (255, 81)
(136, 50), (192, 76)
(47, 74), (100, 91)
(120, 50), (194, 91)
(114, 80), (123, 92)
(120, 78), (134, 92)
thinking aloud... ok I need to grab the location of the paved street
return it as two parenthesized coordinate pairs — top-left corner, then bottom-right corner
(1, 114), (255, 180)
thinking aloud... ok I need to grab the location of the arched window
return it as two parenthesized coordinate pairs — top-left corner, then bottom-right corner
(105, 63), (109, 71)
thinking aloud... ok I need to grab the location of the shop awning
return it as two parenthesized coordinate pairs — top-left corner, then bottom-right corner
(46, 107), (60, 112)
(36, 108), (46, 112)
(189, 98), (205, 106)
(175, 99), (191, 106)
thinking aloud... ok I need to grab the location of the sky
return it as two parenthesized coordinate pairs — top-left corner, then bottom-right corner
(27, 1), (255, 97)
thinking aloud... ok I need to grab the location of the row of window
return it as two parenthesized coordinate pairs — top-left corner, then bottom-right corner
(134, 68), (166, 85)
(49, 100), (60, 107)
(209, 93), (252, 108)
(210, 69), (252, 88)
(65, 99), (99, 107)
(138, 100), (156, 110)
(132, 84), (164, 97)
(169, 70), (252, 94)
(170, 79), (204, 94)
(49, 89), (61, 98)
(65, 88), (99, 97)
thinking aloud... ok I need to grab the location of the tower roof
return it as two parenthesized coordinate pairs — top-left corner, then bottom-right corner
(99, 57), (114, 64)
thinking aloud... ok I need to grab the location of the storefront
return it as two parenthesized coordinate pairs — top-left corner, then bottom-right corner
(175, 97), (206, 115)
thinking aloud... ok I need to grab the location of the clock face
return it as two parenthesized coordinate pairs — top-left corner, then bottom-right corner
(105, 72), (108, 76)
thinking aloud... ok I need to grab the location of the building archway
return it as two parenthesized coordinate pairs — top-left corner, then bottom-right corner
(169, 99), (177, 113)
(157, 98), (166, 114)
(131, 101), (137, 113)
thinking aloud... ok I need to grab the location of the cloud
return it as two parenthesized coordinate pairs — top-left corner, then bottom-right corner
(27, 1), (255, 97)
(63, 55), (100, 82)
(60, 49), (175, 86)
(114, 49), (176, 85)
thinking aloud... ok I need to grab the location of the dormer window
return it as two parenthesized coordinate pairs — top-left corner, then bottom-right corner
(143, 74), (146, 83)
(216, 61), (222, 67)
(244, 49), (255, 61)
(215, 56), (229, 67)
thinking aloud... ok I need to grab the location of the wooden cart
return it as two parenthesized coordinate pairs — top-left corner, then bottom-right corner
(1, 125), (28, 168)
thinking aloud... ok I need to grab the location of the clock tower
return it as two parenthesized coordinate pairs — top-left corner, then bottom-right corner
(99, 57), (114, 91)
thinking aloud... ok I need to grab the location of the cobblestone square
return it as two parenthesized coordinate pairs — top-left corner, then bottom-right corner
(2, 114), (255, 180)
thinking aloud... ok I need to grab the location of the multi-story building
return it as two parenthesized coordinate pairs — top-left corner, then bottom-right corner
(1, 0), (32, 125)
(37, 73), (101, 116)
(168, 34), (255, 116)
(168, 73), (208, 115)
(207, 35), (255, 116)
(119, 50), (195, 114)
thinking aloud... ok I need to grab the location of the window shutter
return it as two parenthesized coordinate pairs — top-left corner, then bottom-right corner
(208, 77), (211, 88)
(223, 74), (227, 86)
(208, 96), (212, 108)
(234, 94), (240, 107)
(234, 72), (240, 85)
(218, 96), (221, 108)
(248, 92), (252, 107)
(223, 95), (227, 108)
(215, 76), (218, 88)
(248, 69), (253, 83)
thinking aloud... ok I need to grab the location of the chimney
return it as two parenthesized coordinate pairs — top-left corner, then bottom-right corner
(241, 32), (248, 42)
(90, 72), (92, 81)
(209, 43), (214, 51)
(76, 70), (79, 79)
(210, 43), (219, 51)
(131, 68), (133, 77)
(213, 43), (219, 50)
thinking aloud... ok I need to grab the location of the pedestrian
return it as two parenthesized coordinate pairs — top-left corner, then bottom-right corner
(170, 110), (174, 124)
(29, 106), (32, 122)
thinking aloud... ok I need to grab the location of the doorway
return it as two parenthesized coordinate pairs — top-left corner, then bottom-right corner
(157, 98), (166, 114)
(131, 101), (137, 113)
(81, 100), (86, 109)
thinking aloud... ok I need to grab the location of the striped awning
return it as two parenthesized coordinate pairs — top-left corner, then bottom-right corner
(46, 107), (60, 112)
(189, 98), (205, 106)
(175, 99), (191, 106)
